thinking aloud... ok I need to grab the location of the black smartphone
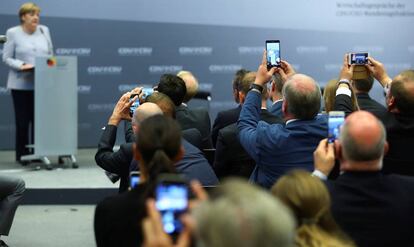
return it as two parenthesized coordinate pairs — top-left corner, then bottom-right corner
(348, 52), (369, 65)
(266, 40), (281, 70)
(129, 171), (140, 189)
(129, 93), (140, 117)
(155, 174), (189, 236)
(328, 111), (345, 143)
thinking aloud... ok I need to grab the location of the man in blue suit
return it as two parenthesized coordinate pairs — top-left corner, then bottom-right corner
(238, 53), (328, 188)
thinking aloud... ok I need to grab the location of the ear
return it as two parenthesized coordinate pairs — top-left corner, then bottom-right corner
(172, 145), (185, 163)
(233, 89), (239, 103)
(383, 141), (389, 156)
(282, 100), (288, 116)
(132, 124), (138, 134)
(334, 139), (343, 161)
(271, 81), (276, 92)
(239, 92), (246, 104)
(387, 95), (396, 110)
(132, 143), (142, 161)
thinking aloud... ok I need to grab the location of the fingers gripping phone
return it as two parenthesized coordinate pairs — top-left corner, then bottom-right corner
(266, 40), (281, 70)
(328, 111), (345, 143)
(155, 174), (189, 236)
(129, 94), (140, 117)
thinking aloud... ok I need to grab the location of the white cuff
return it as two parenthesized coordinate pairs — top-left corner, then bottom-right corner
(336, 87), (352, 97)
(312, 170), (328, 180)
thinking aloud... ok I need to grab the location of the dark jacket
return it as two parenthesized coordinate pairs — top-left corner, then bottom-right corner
(356, 93), (388, 120)
(211, 105), (241, 147)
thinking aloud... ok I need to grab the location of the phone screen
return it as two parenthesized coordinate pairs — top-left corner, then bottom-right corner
(142, 88), (154, 99)
(129, 94), (140, 117)
(266, 40), (281, 69)
(349, 53), (368, 65)
(328, 112), (345, 143)
(129, 173), (140, 189)
(155, 182), (188, 235)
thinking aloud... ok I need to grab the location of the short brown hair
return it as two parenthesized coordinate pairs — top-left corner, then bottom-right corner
(19, 2), (40, 23)
(145, 92), (176, 119)
(390, 70), (414, 114)
(238, 72), (256, 95)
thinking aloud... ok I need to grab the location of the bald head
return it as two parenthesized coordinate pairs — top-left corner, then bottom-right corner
(282, 74), (321, 120)
(177, 70), (199, 103)
(340, 111), (386, 163)
(132, 102), (163, 125)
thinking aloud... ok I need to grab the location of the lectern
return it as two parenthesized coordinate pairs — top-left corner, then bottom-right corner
(20, 56), (78, 170)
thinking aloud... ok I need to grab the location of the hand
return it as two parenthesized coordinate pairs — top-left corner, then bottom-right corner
(142, 199), (192, 247)
(276, 60), (296, 82)
(21, 63), (34, 70)
(189, 180), (208, 209)
(338, 54), (354, 81)
(108, 92), (136, 125)
(130, 87), (146, 104)
(365, 57), (392, 87)
(313, 139), (335, 176)
(254, 51), (277, 86)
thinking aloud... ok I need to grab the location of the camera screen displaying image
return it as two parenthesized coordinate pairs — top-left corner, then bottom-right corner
(129, 94), (140, 117)
(155, 183), (188, 235)
(266, 40), (281, 68)
(349, 52), (368, 65)
(328, 112), (345, 143)
(141, 88), (154, 99)
(129, 172), (140, 189)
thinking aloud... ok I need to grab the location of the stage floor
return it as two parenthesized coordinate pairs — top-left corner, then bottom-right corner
(0, 148), (118, 189)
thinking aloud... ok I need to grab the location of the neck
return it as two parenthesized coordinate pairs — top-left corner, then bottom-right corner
(340, 159), (382, 172)
(22, 24), (36, 34)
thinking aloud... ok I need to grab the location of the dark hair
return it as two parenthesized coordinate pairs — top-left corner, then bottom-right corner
(232, 69), (250, 103)
(390, 70), (414, 114)
(353, 76), (374, 93)
(238, 72), (256, 95)
(146, 92), (176, 119)
(136, 115), (181, 182)
(157, 74), (187, 106)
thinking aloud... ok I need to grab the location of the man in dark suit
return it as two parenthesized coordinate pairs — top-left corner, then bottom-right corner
(95, 92), (218, 193)
(157, 74), (212, 149)
(352, 76), (388, 120)
(339, 57), (414, 176)
(214, 71), (283, 179)
(313, 110), (414, 246)
(211, 69), (249, 147)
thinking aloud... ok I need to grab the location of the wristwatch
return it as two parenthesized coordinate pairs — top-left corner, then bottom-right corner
(337, 79), (351, 87)
(249, 83), (264, 93)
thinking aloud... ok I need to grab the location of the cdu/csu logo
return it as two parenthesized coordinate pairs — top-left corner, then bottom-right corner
(55, 48), (91, 56)
(87, 66), (123, 75)
(209, 64), (242, 73)
(149, 65), (183, 74)
(178, 47), (213, 56)
(118, 47), (152, 56)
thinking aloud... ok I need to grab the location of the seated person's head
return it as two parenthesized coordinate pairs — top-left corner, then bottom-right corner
(237, 72), (256, 104)
(352, 76), (374, 93)
(270, 73), (284, 100)
(157, 74), (187, 107)
(177, 70), (199, 103)
(323, 79), (359, 112)
(272, 170), (354, 247)
(338, 111), (387, 171)
(146, 92), (176, 119)
(388, 70), (414, 114)
(232, 69), (250, 104)
(134, 115), (183, 182)
(193, 178), (295, 247)
(131, 102), (163, 133)
(282, 74), (321, 120)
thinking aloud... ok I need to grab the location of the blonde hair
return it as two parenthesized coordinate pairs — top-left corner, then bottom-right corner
(271, 170), (355, 247)
(323, 79), (360, 113)
(19, 2), (41, 23)
(177, 70), (199, 102)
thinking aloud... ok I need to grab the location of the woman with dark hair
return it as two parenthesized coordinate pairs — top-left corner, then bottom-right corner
(94, 115), (183, 247)
(272, 170), (355, 247)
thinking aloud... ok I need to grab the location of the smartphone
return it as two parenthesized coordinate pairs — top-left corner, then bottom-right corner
(348, 52), (369, 65)
(129, 93), (140, 117)
(129, 171), (140, 189)
(328, 111), (345, 143)
(266, 40), (281, 70)
(155, 174), (189, 236)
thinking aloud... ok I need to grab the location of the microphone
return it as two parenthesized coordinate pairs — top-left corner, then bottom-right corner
(39, 27), (53, 55)
(0, 35), (7, 44)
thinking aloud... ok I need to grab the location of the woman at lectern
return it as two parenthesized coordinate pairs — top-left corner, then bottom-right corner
(2, 2), (53, 165)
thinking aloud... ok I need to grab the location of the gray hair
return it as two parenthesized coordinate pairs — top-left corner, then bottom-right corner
(340, 118), (387, 162)
(282, 74), (321, 120)
(193, 179), (295, 247)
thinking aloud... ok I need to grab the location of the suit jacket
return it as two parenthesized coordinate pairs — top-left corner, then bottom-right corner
(238, 91), (328, 188)
(94, 183), (152, 247)
(2, 25), (53, 90)
(356, 93), (388, 120)
(214, 109), (283, 179)
(327, 172), (414, 247)
(269, 100), (283, 118)
(176, 105), (212, 149)
(95, 125), (218, 193)
(211, 105), (241, 147)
